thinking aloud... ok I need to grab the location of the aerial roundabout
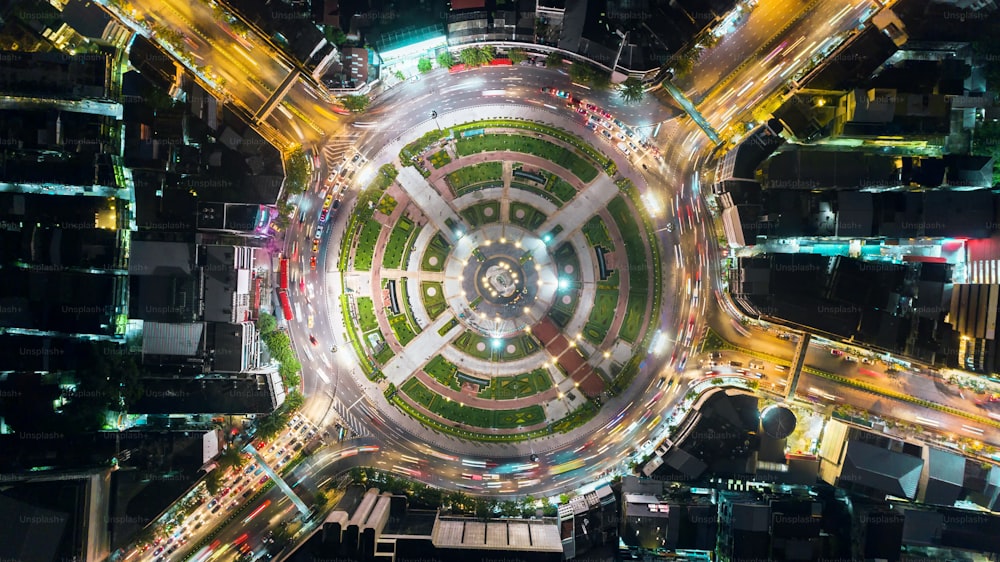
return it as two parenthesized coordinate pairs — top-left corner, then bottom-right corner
(331, 114), (668, 445)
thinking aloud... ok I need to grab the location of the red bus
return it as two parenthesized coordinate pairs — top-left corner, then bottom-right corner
(278, 258), (289, 290)
(278, 290), (293, 321)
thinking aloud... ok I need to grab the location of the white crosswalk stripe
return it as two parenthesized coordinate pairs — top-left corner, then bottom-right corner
(330, 397), (368, 437)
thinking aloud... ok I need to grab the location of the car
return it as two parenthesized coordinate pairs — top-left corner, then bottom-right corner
(310, 256), (317, 270)
(309, 334), (318, 346)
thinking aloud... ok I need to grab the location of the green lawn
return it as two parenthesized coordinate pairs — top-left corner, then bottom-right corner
(399, 278), (422, 338)
(477, 369), (553, 400)
(389, 313), (418, 346)
(608, 196), (648, 293)
(400, 377), (546, 429)
(420, 233), (450, 272)
(549, 242), (581, 328)
(459, 201), (501, 228)
(429, 150), (452, 168)
(400, 224), (423, 270)
(420, 281), (446, 320)
(356, 297), (378, 333)
(583, 289), (619, 345)
(366, 164), (399, 192)
(452, 330), (540, 361)
(582, 215), (613, 249)
(509, 202), (548, 230)
(423, 354), (459, 390)
(376, 194), (397, 215)
(546, 176), (577, 203)
(510, 182), (562, 207)
(445, 162), (503, 195)
(400, 129), (447, 163)
(382, 217), (414, 269)
(438, 317), (459, 336)
(620, 294), (646, 344)
(607, 196), (651, 344)
(354, 219), (383, 271)
(450, 119), (614, 173)
(456, 134), (597, 183)
(374, 343), (394, 365)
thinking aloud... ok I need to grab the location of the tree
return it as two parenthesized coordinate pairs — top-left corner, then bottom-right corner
(619, 76), (644, 104)
(417, 58), (432, 73)
(257, 312), (278, 336)
(569, 62), (594, 83)
(284, 391), (304, 412)
(324, 26), (347, 46)
(284, 147), (310, 195)
(545, 52), (563, 68)
(460, 47), (481, 67)
(437, 50), (454, 69)
(341, 94), (370, 112)
(480, 45), (496, 64)
(508, 48), (526, 64)
(218, 446), (245, 471)
(206, 469), (222, 496)
(229, 18), (249, 38)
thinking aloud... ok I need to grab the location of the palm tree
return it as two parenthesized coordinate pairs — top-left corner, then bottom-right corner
(437, 50), (454, 69)
(480, 45), (496, 64)
(459, 47), (481, 67)
(619, 77), (644, 104)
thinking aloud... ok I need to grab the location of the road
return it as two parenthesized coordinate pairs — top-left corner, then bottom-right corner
(100, 0), (1000, 559)
(99, 0), (346, 149)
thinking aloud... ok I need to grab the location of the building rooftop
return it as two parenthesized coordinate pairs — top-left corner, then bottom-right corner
(432, 517), (563, 552)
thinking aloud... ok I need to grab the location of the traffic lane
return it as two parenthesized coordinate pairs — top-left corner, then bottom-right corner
(196, 443), (379, 559)
(801, 375), (1000, 445)
(683, 0), (814, 98)
(700, 0), (880, 128)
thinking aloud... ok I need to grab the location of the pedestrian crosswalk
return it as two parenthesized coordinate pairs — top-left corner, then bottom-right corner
(322, 138), (359, 167)
(329, 395), (369, 438)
